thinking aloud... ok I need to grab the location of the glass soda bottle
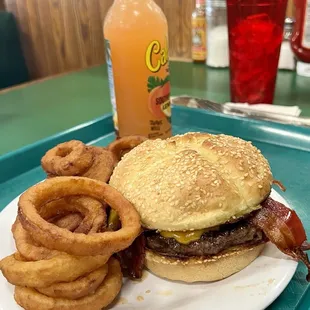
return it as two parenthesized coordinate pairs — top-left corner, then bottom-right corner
(104, 0), (172, 139)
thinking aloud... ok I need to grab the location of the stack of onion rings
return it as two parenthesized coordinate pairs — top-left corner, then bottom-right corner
(0, 176), (141, 310)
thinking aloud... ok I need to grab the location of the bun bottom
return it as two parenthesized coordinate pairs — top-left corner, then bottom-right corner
(145, 243), (265, 283)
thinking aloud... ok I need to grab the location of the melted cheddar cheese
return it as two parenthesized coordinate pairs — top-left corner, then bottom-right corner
(160, 227), (219, 245)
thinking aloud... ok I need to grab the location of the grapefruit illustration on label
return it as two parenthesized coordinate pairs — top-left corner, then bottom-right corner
(147, 75), (171, 120)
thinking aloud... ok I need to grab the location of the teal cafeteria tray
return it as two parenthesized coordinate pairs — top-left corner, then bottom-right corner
(1, 106), (310, 310)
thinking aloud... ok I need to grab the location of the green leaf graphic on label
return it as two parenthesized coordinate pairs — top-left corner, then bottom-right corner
(147, 76), (165, 93)
(162, 75), (170, 84)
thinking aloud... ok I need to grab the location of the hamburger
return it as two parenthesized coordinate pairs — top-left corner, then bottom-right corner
(109, 132), (310, 282)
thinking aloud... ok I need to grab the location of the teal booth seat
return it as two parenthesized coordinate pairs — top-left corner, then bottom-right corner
(0, 11), (29, 89)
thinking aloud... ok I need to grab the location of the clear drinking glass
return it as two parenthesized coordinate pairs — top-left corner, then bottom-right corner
(226, 0), (288, 104)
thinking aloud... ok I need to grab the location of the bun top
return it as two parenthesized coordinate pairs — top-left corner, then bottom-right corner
(109, 133), (273, 231)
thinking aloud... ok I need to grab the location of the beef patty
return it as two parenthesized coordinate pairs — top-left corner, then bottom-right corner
(145, 221), (264, 258)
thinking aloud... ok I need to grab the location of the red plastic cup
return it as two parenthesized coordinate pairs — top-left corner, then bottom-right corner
(226, 0), (288, 104)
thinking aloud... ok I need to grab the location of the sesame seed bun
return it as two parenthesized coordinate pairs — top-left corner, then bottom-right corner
(145, 243), (265, 282)
(109, 133), (273, 231)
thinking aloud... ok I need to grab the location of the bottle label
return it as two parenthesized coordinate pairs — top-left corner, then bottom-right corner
(302, 0), (310, 48)
(105, 39), (118, 131)
(145, 39), (171, 138)
(192, 16), (207, 61)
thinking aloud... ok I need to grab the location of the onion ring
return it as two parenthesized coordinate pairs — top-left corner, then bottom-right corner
(36, 265), (108, 300)
(108, 135), (147, 162)
(51, 213), (83, 232)
(14, 252), (27, 262)
(41, 141), (116, 182)
(4, 220), (110, 288)
(14, 258), (122, 310)
(0, 252), (109, 288)
(82, 146), (117, 182)
(12, 214), (107, 261)
(40, 196), (107, 234)
(12, 219), (60, 261)
(18, 177), (141, 256)
(41, 140), (93, 176)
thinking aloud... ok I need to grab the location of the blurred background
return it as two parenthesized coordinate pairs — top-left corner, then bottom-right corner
(0, 0), (294, 85)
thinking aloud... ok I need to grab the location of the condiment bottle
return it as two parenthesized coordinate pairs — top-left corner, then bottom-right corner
(192, 0), (207, 63)
(291, 0), (310, 63)
(104, 0), (172, 139)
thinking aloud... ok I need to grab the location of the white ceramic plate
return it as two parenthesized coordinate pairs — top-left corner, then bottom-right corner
(0, 190), (297, 310)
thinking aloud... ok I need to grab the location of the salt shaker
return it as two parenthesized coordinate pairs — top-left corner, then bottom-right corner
(206, 0), (229, 68)
(278, 18), (295, 70)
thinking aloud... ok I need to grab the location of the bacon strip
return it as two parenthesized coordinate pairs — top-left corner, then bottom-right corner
(117, 233), (146, 279)
(119, 197), (310, 281)
(272, 179), (286, 192)
(251, 197), (310, 281)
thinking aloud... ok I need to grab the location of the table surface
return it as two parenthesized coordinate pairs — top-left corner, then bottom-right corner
(1, 61), (309, 156)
